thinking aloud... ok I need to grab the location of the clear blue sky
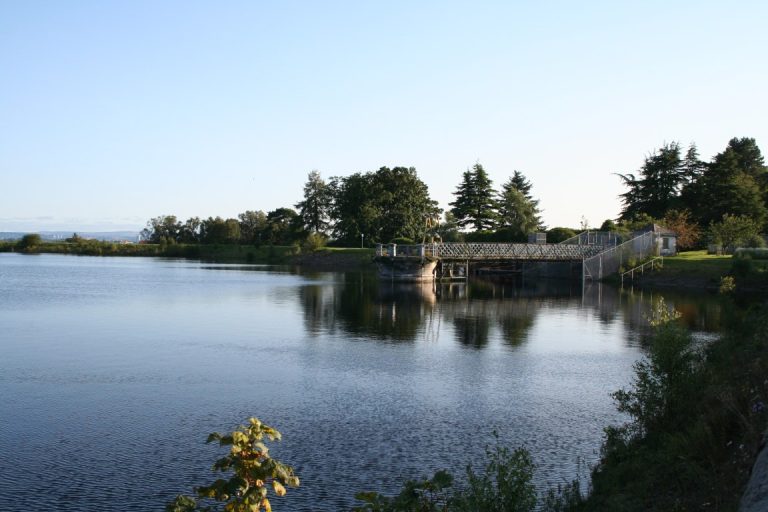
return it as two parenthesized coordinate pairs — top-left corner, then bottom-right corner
(1, 0), (766, 232)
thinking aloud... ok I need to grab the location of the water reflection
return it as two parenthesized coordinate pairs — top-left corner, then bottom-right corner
(297, 275), (726, 348)
(0, 255), (730, 512)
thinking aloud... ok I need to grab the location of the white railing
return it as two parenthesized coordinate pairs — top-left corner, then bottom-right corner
(559, 230), (623, 247)
(376, 242), (605, 261)
(620, 256), (664, 285)
(582, 231), (658, 281)
(376, 231), (660, 282)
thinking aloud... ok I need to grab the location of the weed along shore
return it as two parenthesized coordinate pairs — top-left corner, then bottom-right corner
(0, 240), (376, 269)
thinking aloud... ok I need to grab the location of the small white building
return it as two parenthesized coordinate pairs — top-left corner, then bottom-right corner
(632, 224), (677, 256)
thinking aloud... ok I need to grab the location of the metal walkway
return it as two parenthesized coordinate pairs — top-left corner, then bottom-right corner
(375, 242), (606, 261)
(375, 230), (661, 281)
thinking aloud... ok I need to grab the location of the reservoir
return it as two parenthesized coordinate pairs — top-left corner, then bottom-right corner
(0, 254), (722, 511)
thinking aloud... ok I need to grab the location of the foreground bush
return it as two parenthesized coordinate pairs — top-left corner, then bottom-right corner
(167, 418), (299, 512)
(734, 247), (768, 260)
(581, 302), (768, 511)
(353, 433), (578, 512)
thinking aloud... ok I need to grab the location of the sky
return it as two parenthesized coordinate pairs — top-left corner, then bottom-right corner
(1, 0), (767, 232)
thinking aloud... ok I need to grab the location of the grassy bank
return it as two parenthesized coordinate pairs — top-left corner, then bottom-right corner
(634, 250), (768, 293)
(659, 250), (732, 280)
(0, 240), (375, 267)
(0, 240), (169, 257)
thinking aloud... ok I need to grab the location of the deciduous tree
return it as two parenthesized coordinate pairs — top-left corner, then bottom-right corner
(141, 215), (181, 243)
(265, 208), (301, 245)
(238, 210), (268, 244)
(330, 167), (440, 245)
(178, 217), (201, 243)
(200, 217), (241, 244)
(662, 210), (700, 251)
(709, 214), (762, 252)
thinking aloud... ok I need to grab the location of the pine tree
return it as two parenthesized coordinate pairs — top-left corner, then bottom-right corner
(295, 170), (332, 234)
(449, 163), (498, 231)
(509, 170), (533, 198)
(618, 142), (684, 220)
(680, 143), (705, 186)
(497, 172), (543, 238)
(687, 138), (768, 228)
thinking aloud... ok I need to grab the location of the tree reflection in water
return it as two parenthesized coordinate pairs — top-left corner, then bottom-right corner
(297, 272), (726, 349)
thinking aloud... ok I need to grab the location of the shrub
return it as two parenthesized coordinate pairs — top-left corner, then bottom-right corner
(354, 434), (539, 512)
(731, 255), (753, 278)
(390, 237), (415, 245)
(17, 233), (42, 251)
(167, 418), (299, 512)
(586, 304), (768, 510)
(719, 275), (736, 294)
(463, 231), (500, 243)
(301, 232), (327, 252)
(354, 471), (454, 511)
(605, 300), (692, 447)
(451, 434), (537, 512)
(734, 247), (768, 260)
(546, 228), (577, 244)
(709, 214), (761, 253)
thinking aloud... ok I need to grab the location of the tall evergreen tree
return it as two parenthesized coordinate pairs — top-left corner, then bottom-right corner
(618, 142), (684, 220)
(450, 163), (498, 231)
(295, 170), (332, 235)
(509, 170), (534, 197)
(687, 138), (768, 228)
(680, 143), (706, 186)
(497, 173), (543, 237)
(497, 187), (540, 239)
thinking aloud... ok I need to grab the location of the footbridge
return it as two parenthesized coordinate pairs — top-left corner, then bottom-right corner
(374, 231), (660, 281)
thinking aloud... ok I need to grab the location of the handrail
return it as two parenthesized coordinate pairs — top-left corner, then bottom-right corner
(584, 230), (654, 262)
(559, 230), (622, 247)
(581, 231), (658, 282)
(620, 256), (663, 285)
(375, 242), (605, 261)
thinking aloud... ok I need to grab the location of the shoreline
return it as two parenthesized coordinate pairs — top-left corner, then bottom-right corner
(5, 245), (766, 294)
(0, 242), (377, 270)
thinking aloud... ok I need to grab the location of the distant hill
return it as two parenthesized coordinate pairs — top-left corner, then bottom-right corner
(0, 231), (141, 242)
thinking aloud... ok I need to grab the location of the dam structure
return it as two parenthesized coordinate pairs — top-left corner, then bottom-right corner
(374, 230), (660, 282)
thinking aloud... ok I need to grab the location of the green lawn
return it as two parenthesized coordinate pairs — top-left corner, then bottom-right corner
(659, 250), (732, 280)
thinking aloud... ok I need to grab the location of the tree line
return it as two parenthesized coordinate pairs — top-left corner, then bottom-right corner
(141, 164), (546, 247)
(142, 136), (766, 250)
(614, 136), (767, 250)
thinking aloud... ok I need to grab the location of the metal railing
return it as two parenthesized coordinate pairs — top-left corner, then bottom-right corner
(620, 256), (664, 285)
(583, 231), (658, 282)
(559, 230), (623, 247)
(376, 230), (661, 282)
(376, 242), (605, 261)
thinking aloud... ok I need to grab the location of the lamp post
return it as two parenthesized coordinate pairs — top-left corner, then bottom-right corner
(361, 233), (365, 248)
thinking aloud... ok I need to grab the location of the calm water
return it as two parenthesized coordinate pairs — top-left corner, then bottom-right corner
(0, 254), (723, 511)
